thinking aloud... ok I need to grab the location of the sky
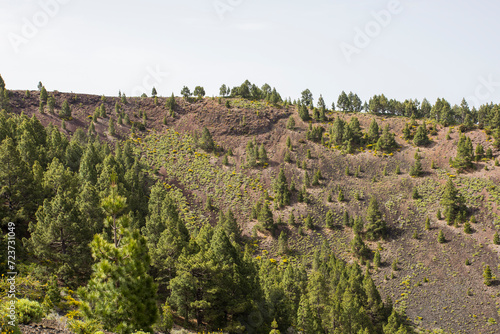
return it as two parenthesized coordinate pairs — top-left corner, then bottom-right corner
(1, 0), (500, 107)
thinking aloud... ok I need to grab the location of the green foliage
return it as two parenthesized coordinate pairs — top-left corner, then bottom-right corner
(402, 123), (412, 141)
(413, 123), (430, 146)
(338, 188), (345, 202)
(437, 230), (445, 243)
(278, 231), (288, 254)
(258, 144), (268, 164)
(475, 144), (484, 161)
(409, 154), (423, 177)
(284, 150), (291, 163)
(304, 214), (313, 229)
(40, 86), (48, 104)
(351, 233), (369, 259)
(312, 169), (321, 186)
(325, 209), (334, 229)
(367, 118), (380, 144)
(464, 221), (472, 234)
(258, 201), (274, 230)
(15, 299), (44, 324)
(365, 196), (387, 240)
(425, 217), (431, 230)
(286, 116), (295, 130)
(298, 102), (309, 121)
(273, 168), (290, 208)
(67, 319), (103, 334)
(376, 125), (397, 152)
(78, 183), (158, 334)
(199, 127), (215, 152)
(493, 231), (499, 245)
(158, 302), (174, 333)
(373, 250), (381, 269)
(59, 100), (72, 118)
(483, 265), (492, 286)
(180, 86), (191, 99)
(108, 118), (116, 136)
(440, 178), (466, 224)
(166, 93), (176, 111)
(453, 134), (474, 170)
(193, 86), (205, 98)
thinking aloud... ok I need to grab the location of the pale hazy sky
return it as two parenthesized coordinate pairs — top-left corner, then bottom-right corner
(1, 0), (500, 107)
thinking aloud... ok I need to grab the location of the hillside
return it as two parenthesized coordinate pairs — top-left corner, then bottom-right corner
(2, 86), (500, 334)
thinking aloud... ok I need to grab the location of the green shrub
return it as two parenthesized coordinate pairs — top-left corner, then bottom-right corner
(15, 299), (44, 324)
(0, 301), (22, 334)
(67, 319), (102, 334)
(158, 302), (174, 333)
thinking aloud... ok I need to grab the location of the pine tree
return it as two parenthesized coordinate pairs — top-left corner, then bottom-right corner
(40, 86), (48, 104)
(284, 150), (291, 163)
(0, 137), (35, 225)
(349, 116), (363, 145)
(278, 231), (288, 254)
(441, 178), (464, 223)
(273, 168), (290, 208)
(376, 125), (397, 152)
(409, 154), (423, 177)
(351, 233), (369, 259)
(246, 140), (257, 167)
(338, 188), (345, 202)
(223, 209), (241, 242)
(199, 127), (215, 152)
(28, 163), (92, 283)
(402, 123), (412, 141)
(151, 87), (157, 97)
(483, 265), (492, 286)
(475, 144), (484, 161)
(412, 188), (419, 199)
(297, 101), (310, 121)
(486, 148), (493, 160)
(343, 210), (350, 227)
(286, 116), (295, 130)
(312, 169), (321, 186)
(304, 214), (313, 229)
(413, 123), (430, 146)
(425, 217), (431, 230)
(304, 171), (311, 187)
(437, 230), (445, 243)
(166, 93), (176, 111)
(353, 216), (364, 234)
(325, 209), (335, 229)
(258, 201), (274, 230)
(258, 144), (268, 165)
(365, 196), (386, 240)
(453, 134), (474, 170)
(464, 221), (472, 234)
(60, 100), (72, 118)
(493, 231), (500, 245)
(368, 118), (380, 144)
(47, 95), (55, 113)
(181, 86), (191, 99)
(193, 86), (205, 98)
(373, 250), (381, 269)
(108, 118), (116, 136)
(79, 181), (158, 333)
